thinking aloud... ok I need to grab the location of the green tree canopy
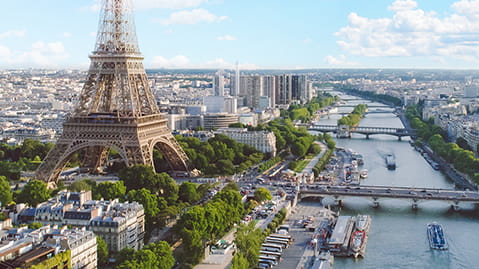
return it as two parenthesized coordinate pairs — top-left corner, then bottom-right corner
(28, 222), (43, 229)
(254, 187), (272, 203)
(96, 236), (108, 265)
(17, 180), (50, 206)
(127, 188), (160, 220)
(94, 181), (126, 200)
(0, 176), (12, 206)
(68, 179), (93, 192)
(178, 182), (199, 204)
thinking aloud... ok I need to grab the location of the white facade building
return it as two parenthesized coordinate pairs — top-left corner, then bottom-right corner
(46, 228), (98, 269)
(215, 128), (276, 156)
(16, 191), (144, 253)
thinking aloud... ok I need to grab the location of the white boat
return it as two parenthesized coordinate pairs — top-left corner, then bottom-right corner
(360, 169), (368, 179)
(355, 215), (371, 231)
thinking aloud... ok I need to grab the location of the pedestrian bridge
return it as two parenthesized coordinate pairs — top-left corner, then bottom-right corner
(308, 124), (416, 140)
(299, 185), (479, 210)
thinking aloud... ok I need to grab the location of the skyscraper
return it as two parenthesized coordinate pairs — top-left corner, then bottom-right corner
(239, 75), (262, 109)
(262, 75), (276, 108)
(275, 74), (292, 105)
(213, 70), (225, 96)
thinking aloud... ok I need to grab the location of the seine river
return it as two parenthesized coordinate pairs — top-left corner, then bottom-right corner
(310, 92), (479, 269)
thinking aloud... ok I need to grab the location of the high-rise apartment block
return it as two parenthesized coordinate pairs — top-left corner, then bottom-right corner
(213, 70), (225, 96)
(239, 75), (263, 109)
(234, 74), (311, 109)
(262, 76), (276, 108)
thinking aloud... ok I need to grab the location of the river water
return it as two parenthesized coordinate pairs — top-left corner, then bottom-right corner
(309, 92), (479, 269)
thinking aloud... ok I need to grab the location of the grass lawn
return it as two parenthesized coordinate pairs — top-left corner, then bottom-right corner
(294, 159), (310, 173)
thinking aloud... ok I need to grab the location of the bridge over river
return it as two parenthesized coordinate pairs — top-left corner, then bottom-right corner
(308, 124), (416, 140)
(299, 185), (479, 210)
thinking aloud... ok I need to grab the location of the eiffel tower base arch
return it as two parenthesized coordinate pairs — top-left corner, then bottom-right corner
(35, 114), (190, 185)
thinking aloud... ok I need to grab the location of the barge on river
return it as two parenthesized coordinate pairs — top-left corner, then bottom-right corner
(386, 154), (396, 170)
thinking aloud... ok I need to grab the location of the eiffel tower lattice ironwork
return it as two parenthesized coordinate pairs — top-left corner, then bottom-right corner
(35, 0), (191, 184)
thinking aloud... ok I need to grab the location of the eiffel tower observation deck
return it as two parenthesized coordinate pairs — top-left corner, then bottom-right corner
(35, 0), (191, 185)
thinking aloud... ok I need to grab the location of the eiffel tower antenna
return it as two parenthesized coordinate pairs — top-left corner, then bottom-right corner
(35, 0), (191, 185)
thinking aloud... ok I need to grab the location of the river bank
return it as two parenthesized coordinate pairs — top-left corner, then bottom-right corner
(397, 109), (478, 190)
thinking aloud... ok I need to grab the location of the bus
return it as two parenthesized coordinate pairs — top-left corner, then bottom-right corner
(269, 233), (292, 242)
(261, 247), (281, 254)
(260, 250), (282, 259)
(264, 238), (288, 248)
(260, 255), (279, 262)
(266, 236), (290, 245)
(261, 243), (282, 250)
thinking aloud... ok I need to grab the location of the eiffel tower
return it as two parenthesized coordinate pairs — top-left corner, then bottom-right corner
(35, 0), (191, 184)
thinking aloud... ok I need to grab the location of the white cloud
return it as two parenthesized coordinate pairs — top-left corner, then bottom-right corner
(0, 45), (11, 58)
(63, 32), (72, 38)
(388, 0), (417, 11)
(0, 30), (25, 39)
(216, 35), (236, 41)
(151, 55), (191, 68)
(324, 55), (358, 66)
(0, 41), (69, 68)
(303, 38), (313, 44)
(149, 55), (257, 69)
(335, 0), (479, 62)
(157, 9), (227, 25)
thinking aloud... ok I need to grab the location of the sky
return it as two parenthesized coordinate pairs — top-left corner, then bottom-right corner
(1, 0), (479, 70)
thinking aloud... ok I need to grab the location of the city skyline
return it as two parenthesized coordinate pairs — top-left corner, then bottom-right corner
(1, 0), (479, 69)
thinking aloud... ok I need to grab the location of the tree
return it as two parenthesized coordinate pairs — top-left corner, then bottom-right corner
(156, 173), (179, 204)
(0, 176), (12, 206)
(144, 241), (175, 269)
(113, 248), (135, 267)
(229, 122), (245, 128)
(234, 222), (263, 268)
(216, 159), (235, 175)
(94, 181), (126, 200)
(68, 179), (93, 192)
(117, 249), (158, 269)
(28, 222), (43, 229)
(119, 165), (157, 192)
(231, 253), (249, 269)
(127, 188), (160, 220)
(291, 140), (307, 157)
(96, 236), (108, 265)
(308, 143), (322, 154)
(179, 182), (199, 204)
(17, 180), (50, 206)
(254, 187), (272, 203)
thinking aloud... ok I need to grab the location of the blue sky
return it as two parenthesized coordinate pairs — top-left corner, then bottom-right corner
(1, 0), (478, 69)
